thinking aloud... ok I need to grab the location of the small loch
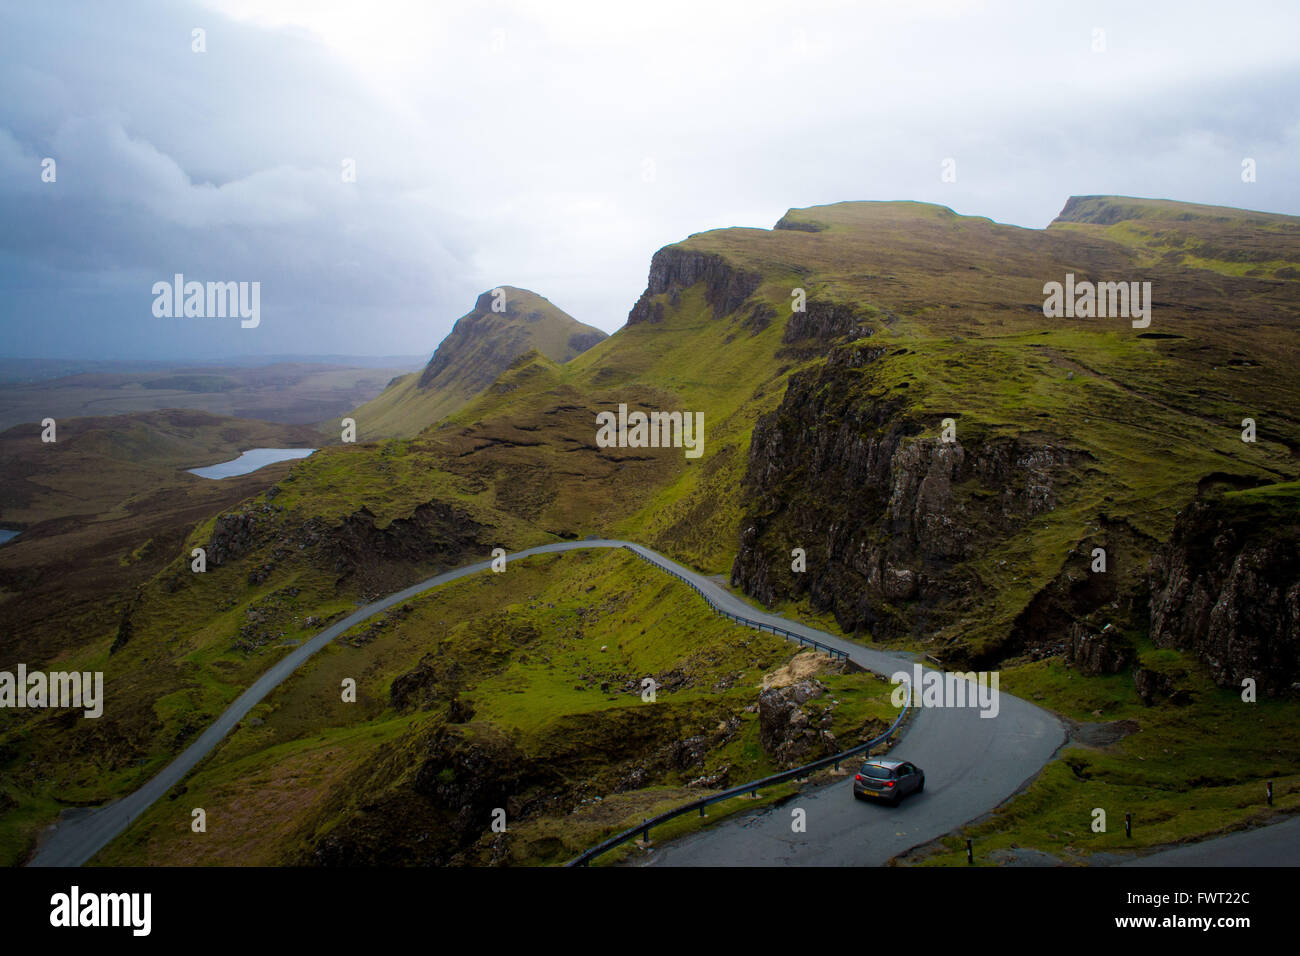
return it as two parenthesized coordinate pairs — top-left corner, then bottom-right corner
(187, 448), (315, 479)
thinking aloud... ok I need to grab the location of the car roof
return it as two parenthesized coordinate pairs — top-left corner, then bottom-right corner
(862, 759), (904, 769)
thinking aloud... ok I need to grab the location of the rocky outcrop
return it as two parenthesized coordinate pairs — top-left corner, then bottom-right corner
(207, 508), (273, 566)
(205, 497), (485, 603)
(758, 678), (837, 766)
(773, 214), (826, 233)
(1001, 519), (1151, 666)
(304, 703), (750, 866)
(1148, 490), (1300, 696)
(326, 502), (482, 577)
(308, 724), (563, 867)
(1133, 664), (1194, 706)
(109, 586), (143, 655)
(655, 715), (742, 775)
(412, 728), (540, 825)
(742, 303), (775, 336)
(1065, 622), (1133, 676)
(731, 345), (1076, 641)
(627, 246), (761, 324)
(783, 301), (876, 344)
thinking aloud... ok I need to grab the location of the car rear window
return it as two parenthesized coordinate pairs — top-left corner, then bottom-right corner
(860, 764), (893, 779)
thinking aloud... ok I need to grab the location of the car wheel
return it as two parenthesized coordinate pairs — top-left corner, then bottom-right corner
(917, 777), (925, 793)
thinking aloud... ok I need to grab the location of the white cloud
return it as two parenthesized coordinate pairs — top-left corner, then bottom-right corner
(1, 0), (1299, 358)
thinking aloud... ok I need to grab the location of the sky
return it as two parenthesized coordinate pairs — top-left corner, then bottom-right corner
(2, 0), (1298, 360)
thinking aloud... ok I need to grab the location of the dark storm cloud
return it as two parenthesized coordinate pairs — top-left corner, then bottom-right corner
(0, 0), (477, 359)
(1, 0), (1298, 359)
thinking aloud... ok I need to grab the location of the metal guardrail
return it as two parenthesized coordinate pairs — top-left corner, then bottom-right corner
(565, 547), (912, 867)
(567, 690), (911, 867)
(620, 546), (850, 662)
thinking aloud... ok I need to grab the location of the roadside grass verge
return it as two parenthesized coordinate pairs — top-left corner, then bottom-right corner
(902, 648), (1300, 865)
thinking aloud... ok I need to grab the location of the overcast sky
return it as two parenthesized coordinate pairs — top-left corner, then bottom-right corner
(2, 0), (1298, 360)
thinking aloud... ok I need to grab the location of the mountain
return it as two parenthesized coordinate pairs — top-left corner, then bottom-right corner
(711, 197), (1300, 663)
(5, 196), (1300, 867)
(345, 287), (607, 438)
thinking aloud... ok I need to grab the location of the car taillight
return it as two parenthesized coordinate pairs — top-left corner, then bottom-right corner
(855, 775), (863, 781)
(885, 781), (895, 788)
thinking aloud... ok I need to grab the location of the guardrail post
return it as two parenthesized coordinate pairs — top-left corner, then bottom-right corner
(966, 839), (973, 864)
(1267, 780), (1274, 806)
(565, 681), (911, 867)
(1124, 813), (1132, 838)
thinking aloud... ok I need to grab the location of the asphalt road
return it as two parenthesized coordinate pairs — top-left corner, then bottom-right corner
(619, 543), (1067, 866)
(1120, 815), (1300, 867)
(30, 538), (1069, 867)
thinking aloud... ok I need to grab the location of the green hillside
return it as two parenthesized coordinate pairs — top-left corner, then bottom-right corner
(346, 286), (607, 438)
(5, 196), (1300, 866)
(90, 549), (894, 866)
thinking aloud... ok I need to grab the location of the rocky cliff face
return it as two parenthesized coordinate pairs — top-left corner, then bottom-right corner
(1148, 488), (1300, 696)
(757, 678), (837, 766)
(782, 301), (880, 345)
(327, 501), (483, 578)
(627, 247), (762, 324)
(731, 343), (1076, 645)
(1064, 621), (1133, 676)
(205, 496), (486, 599)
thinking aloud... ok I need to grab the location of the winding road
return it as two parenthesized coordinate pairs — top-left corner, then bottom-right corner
(30, 538), (1070, 867)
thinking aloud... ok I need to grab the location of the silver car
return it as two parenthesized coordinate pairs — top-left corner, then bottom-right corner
(853, 758), (924, 806)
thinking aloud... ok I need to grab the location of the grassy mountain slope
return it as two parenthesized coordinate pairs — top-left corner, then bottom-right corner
(91, 549), (894, 866)
(5, 195), (1300, 865)
(715, 199), (1297, 652)
(346, 287), (606, 439)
